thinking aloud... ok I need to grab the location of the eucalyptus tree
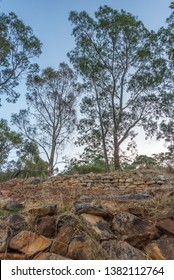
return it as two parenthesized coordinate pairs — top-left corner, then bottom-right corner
(167, 1), (174, 58)
(75, 86), (113, 172)
(12, 63), (78, 175)
(154, 5), (174, 152)
(14, 140), (49, 178)
(0, 119), (22, 167)
(0, 12), (41, 105)
(68, 6), (166, 170)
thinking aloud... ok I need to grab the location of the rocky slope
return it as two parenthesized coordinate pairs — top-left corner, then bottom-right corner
(0, 168), (174, 260)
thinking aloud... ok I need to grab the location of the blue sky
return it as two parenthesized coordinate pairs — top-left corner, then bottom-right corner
(0, 0), (172, 160)
(1, 0), (171, 69)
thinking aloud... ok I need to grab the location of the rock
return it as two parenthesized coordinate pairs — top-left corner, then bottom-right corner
(9, 230), (52, 257)
(80, 213), (115, 241)
(0, 228), (9, 253)
(145, 237), (174, 260)
(145, 180), (157, 185)
(127, 206), (149, 219)
(156, 219), (174, 237)
(100, 202), (116, 217)
(67, 231), (100, 260)
(0, 169), (174, 260)
(112, 212), (158, 248)
(56, 214), (77, 230)
(28, 205), (57, 217)
(0, 190), (11, 197)
(50, 224), (76, 256)
(79, 192), (151, 202)
(28, 177), (43, 184)
(50, 214), (79, 256)
(112, 192), (151, 201)
(119, 179), (126, 183)
(153, 175), (170, 181)
(125, 178), (134, 183)
(134, 181), (146, 185)
(102, 240), (147, 260)
(34, 252), (71, 260)
(74, 201), (109, 218)
(7, 214), (26, 231)
(3, 200), (24, 211)
(36, 216), (56, 238)
(79, 195), (95, 201)
(115, 241), (147, 260)
(102, 175), (114, 180)
(0, 253), (25, 260)
(101, 240), (119, 260)
(149, 183), (161, 188)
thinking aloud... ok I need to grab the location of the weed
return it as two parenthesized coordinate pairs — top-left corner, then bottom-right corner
(59, 205), (72, 213)
(0, 210), (8, 220)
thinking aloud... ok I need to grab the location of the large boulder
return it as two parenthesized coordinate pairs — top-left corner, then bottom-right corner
(0, 253), (25, 260)
(50, 214), (78, 255)
(67, 231), (101, 260)
(145, 237), (174, 260)
(156, 219), (174, 237)
(3, 200), (24, 211)
(7, 214), (27, 231)
(9, 230), (52, 257)
(34, 252), (71, 260)
(0, 228), (10, 253)
(50, 221), (76, 256)
(74, 201), (110, 218)
(102, 240), (147, 260)
(80, 213), (115, 241)
(36, 216), (57, 238)
(28, 205), (57, 217)
(112, 212), (158, 247)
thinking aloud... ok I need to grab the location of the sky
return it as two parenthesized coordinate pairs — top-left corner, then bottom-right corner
(0, 0), (172, 164)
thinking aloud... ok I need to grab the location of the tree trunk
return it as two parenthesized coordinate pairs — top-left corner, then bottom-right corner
(95, 87), (110, 173)
(49, 141), (56, 176)
(103, 137), (110, 173)
(48, 160), (54, 176)
(114, 134), (121, 170)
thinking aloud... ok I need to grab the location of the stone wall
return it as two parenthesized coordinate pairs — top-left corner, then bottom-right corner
(0, 169), (174, 260)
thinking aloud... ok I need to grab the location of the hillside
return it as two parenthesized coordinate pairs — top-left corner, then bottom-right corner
(0, 168), (174, 260)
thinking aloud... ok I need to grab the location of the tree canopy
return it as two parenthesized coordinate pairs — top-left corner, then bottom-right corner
(0, 12), (42, 105)
(0, 4), (174, 178)
(0, 119), (22, 167)
(68, 6), (167, 171)
(12, 63), (79, 175)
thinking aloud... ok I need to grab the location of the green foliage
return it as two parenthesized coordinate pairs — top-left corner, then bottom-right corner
(152, 152), (174, 166)
(68, 6), (167, 170)
(131, 155), (157, 168)
(14, 140), (49, 178)
(167, 2), (174, 59)
(0, 207), (21, 221)
(0, 119), (22, 167)
(11, 63), (78, 175)
(62, 151), (174, 175)
(0, 210), (9, 220)
(155, 82), (174, 153)
(0, 138), (49, 181)
(0, 12), (42, 104)
(121, 162), (137, 170)
(63, 157), (107, 174)
(169, 2), (174, 9)
(153, 5), (174, 152)
(0, 13), (41, 102)
(121, 152), (174, 171)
